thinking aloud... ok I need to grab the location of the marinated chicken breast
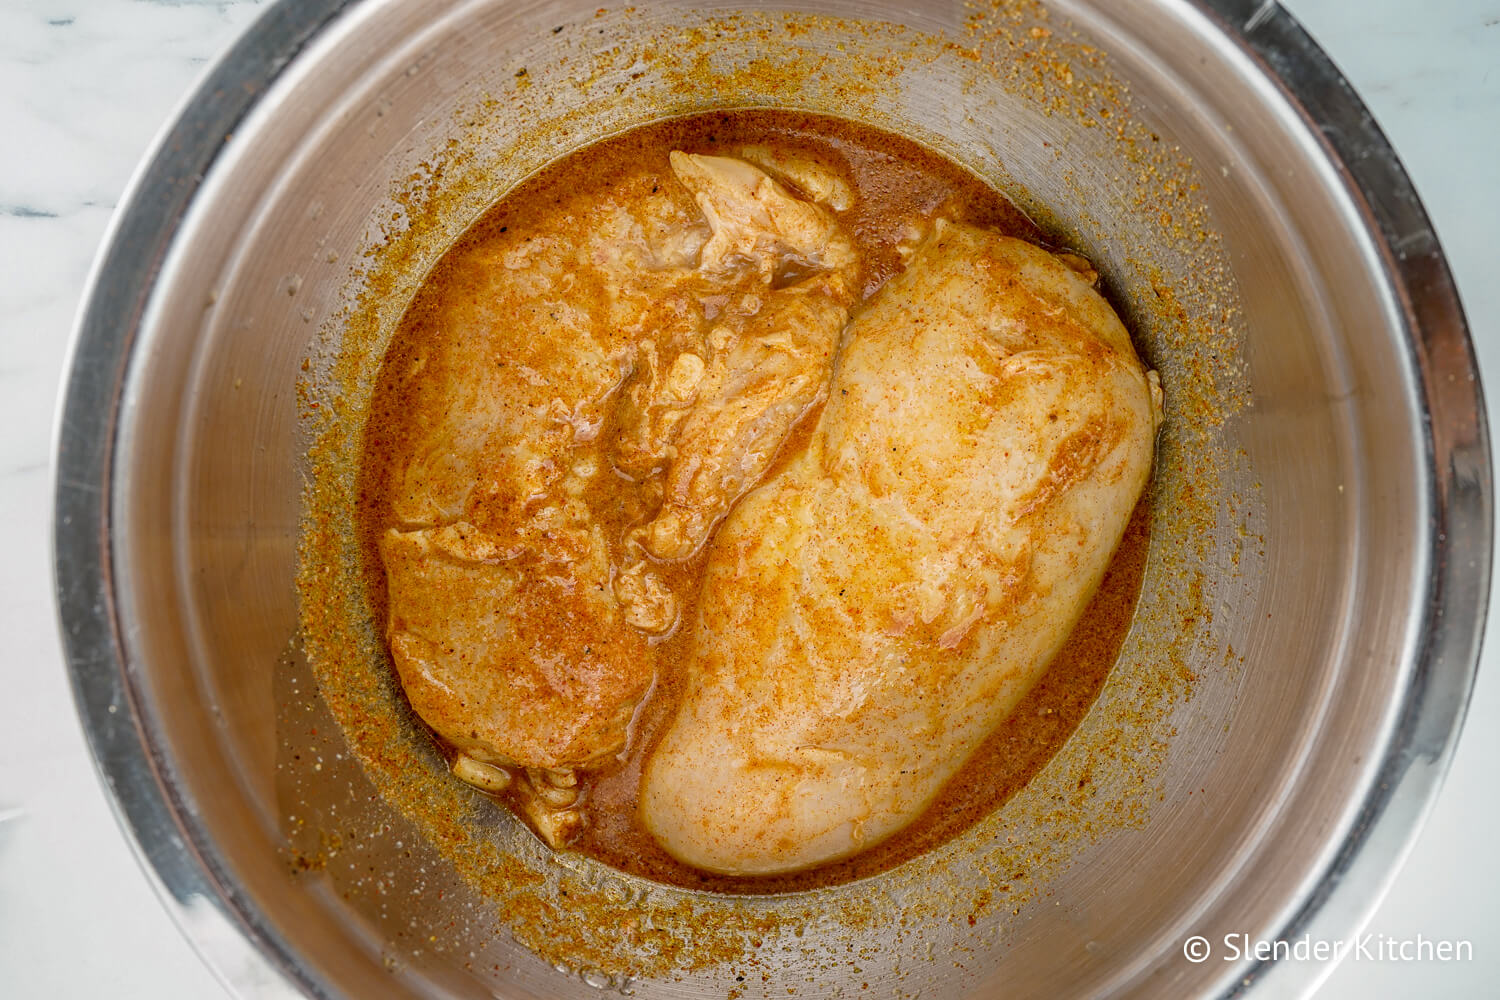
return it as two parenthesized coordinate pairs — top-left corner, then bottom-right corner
(628, 153), (859, 560)
(640, 220), (1161, 875)
(379, 152), (856, 836)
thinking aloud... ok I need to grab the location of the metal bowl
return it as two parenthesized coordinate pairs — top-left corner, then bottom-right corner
(53, 0), (1489, 997)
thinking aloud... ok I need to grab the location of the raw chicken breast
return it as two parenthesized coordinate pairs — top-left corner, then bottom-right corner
(628, 152), (859, 560)
(379, 189), (686, 774)
(380, 153), (856, 813)
(640, 220), (1161, 875)
(382, 502), (646, 769)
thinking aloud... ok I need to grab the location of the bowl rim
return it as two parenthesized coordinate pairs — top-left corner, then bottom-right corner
(50, 0), (1491, 997)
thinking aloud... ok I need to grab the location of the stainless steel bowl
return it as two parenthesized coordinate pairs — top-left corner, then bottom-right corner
(53, 0), (1490, 997)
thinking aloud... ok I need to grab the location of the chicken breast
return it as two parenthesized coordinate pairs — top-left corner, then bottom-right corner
(380, 153), (857, 800)
(379, 186), (689, 775)
(626, 152), (859, 560)
(640, 220), (1161, 875)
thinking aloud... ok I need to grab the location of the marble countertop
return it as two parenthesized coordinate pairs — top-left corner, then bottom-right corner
(2, 0), (1495, 996)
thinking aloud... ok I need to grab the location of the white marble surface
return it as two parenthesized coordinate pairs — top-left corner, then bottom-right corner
(1, 0), (1495, 996)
